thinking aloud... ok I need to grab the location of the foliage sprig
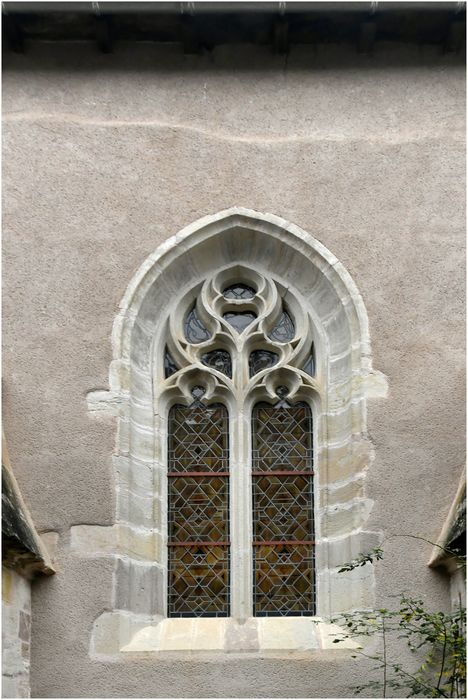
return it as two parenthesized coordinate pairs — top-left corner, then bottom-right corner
(331, 536), (466, 697)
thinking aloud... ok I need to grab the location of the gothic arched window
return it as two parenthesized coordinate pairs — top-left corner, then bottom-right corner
(161, 267), (317, 618)
(89, 208), (382, 655)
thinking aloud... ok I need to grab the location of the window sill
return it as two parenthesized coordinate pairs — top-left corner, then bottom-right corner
(120, 617), (361, 653)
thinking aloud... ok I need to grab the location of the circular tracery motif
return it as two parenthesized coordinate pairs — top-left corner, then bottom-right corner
(166, 271), (315, 390)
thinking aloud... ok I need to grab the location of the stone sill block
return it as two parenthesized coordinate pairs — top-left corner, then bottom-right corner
(120, 617), (361, 654)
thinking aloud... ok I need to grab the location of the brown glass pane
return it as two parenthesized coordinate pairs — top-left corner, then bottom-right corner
(253, 544), (314, 616)
(253, 475), (313, 541)
(252, 405), (313, 472)
(169, 476), (229, 542)
(168, 404), (229, 473)
(252, 401), (314, 616)
(168, 545), (230, 617)
(168, 402), (230, 617)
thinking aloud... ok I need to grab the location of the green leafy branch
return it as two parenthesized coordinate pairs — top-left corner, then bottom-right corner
(330, 536), (466, 697)
(337, 534), (465, 575)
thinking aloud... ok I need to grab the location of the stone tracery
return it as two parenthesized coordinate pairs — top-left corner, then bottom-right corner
(161, 268), (317, 402)
(161, 269), (318, 618)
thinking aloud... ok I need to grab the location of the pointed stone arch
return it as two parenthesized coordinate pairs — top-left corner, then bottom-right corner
(85, 208), (387, 655)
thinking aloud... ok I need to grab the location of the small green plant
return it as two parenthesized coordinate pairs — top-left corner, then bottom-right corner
(331, 539), (466, 698)
(337, 545), (384, 573)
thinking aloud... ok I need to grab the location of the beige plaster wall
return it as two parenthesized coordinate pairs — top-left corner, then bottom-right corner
(2, 42), (465, 697)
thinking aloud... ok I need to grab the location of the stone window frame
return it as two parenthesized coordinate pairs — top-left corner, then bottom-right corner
(84, 207), (387, 656)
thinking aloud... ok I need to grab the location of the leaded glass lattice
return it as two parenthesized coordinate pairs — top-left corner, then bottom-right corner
(268, 309), (295, 343)
(302, 343), (315, 377)
(223, 311), (257, 332)
(184, 305), (212, 344)
(164, 346), (179, 378)
(164, 271), (317, 619)
(223, 283), (256, 300)
(252, 475), (313, 541)
(252, 401), (315, 616)
(249, 349), (278, 377)
(168, 402), (230, 617)
(168, 403), (229, 473)
(168, 545), (230, 617)
(252, 405), (313, 472)
(253, 545), (314, 616)
(201, 349), (232, 377)
(168, 476), (229, 542)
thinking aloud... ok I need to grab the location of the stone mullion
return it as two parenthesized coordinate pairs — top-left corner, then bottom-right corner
(230, 401), (253, 620)
(230, 339), (253, 621)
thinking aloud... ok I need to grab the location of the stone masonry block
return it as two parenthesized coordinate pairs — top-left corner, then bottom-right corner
(321, 439), (372, 485)
(319, 498), (374, 538)
(114, 559), (165, 616)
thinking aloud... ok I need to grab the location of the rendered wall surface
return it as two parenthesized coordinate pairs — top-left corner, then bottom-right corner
(2, 42), (465, 698)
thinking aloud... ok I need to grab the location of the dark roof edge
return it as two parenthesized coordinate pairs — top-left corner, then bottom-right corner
(2, 435), (55, 579)
(428, 470), (466, 573)
(2, 1), (466, 13)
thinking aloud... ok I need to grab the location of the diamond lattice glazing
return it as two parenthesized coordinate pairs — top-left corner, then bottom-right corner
(253, 544), (314, 616)
(168, 404), (229, 473)
(168, 402), (230, 617)
(253, 475), (313, 541)
(169, 476), (229, 542)
(252, 405), (313, 472)
(168, 545), (230, 617)
(252, 402), (315, 616)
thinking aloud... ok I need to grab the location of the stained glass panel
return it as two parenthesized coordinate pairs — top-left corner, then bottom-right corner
(268, 309), (295, 343)
(184, 305), (212, 344)
(252, 405), (313, 472)
(168, 403), (229, 473)
(164, 346), (179, 378)
(202, 349), (232, 377)
(168, 545), (230, 617)
(223, 311), (257, 332)
(249, 349), (278, 377)
(223, 283), (256, 300)
(253, 545), (314, 616)
(168, 402), (230, 617)
(169, 476), (229, 542)
(253, 475), (313, 541)
(302, 343), (315, 377)
(252, 401), (315, 616)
